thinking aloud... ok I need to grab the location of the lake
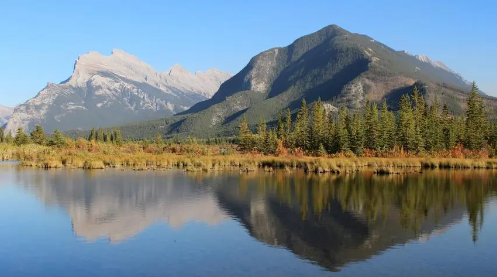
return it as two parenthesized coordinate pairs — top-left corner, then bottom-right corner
(1, 163), (496, 277)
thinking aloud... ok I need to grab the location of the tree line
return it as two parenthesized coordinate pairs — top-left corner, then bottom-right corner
(0, 126), (67, 147)
(239, 82), (497, 157)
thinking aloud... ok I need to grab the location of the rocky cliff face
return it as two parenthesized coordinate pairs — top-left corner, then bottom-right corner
(5, 49), (231, 133)
(0, 105), (13, 126)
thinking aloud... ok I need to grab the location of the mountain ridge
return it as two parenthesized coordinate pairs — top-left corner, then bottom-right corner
(5, 50), (232, 133)
(101, 24), (497, 140)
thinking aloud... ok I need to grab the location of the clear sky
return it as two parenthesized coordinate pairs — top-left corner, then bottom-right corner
(1, 0), (496, 107)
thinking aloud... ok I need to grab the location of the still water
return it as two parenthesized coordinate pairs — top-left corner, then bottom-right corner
(0, 163), (496, 277)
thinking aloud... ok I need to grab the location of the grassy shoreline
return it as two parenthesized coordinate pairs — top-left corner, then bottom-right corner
(2, 143), (497, 173)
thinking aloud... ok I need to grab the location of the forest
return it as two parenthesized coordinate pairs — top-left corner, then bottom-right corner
(239, 83), (497, 158)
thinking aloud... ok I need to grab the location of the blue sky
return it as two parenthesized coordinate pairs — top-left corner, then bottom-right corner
(0, 0), (496, 107)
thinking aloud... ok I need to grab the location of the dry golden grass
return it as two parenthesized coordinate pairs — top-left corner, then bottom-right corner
(2, 143), (497, 172)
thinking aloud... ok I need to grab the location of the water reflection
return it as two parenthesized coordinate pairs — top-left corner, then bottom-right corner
(212, 171), (497, 271)
(12, 169), (227, 242)
(8, 167), (497, 272)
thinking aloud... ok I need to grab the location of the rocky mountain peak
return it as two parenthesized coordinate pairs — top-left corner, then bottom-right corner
(4, 50), (231, 133)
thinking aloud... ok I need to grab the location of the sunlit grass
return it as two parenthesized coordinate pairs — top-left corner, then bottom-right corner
(2, 143), (497, 172)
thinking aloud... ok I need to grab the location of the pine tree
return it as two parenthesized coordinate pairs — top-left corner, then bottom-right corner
(294, 99), (310, 150)
(441, 104), (456, 149)
(114, 130), (123, 146)
(14, 127), (30, 146)
(30, 125), (47, 145)
(490, 121), (497, 155)
(465, 82), (487, 150)
(311, 98), (326, 151)
(238, 116), (253, 152)
(5, 131), (13, 144)
(378, 100), (395, 151)
(350, 112), (364, 155)
(277, 110), (285, 140)
(364, 101), (379, 150)
(96, 129), (105, 143)
(88, 128), (97, 141)
(336, 107), (351, 153)
(49, 129), (66, 147)
(398, 94), (416, 151)
(0, 128), (4, 143)
(412, 87), (426, 153)
(284, 108), (293, 148)
(256, 117), (267, 153)
(265, 130), (278, 155)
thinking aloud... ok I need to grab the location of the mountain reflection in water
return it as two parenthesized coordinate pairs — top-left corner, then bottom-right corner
(10, 167), (497, 272)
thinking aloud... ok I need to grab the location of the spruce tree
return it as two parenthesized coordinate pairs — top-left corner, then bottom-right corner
(277, 110), (285, 140)
(311, 98), (325, 151)
(238, 116), (253, 152)
(0, 128), (4, 143)
(88, 128), (97, 141)
(5, 131), (13, 144)
(412, 87), (426, 153)
(364, 101), (379, 150)
(294, 99), (310, 150)
(336, 107), (351, 153)
(441, 104), (456, 149)
(397, 94), (416, 151)
(284, 108), (294, 149)
(350, 112), (364, 155)
(465, 82), (487, 150)
(49, 129), (66, 147)
(30, 125), (47, 145)
(256, 117), (267, 153)
(114, 130), (123, 146)
(378, 100), (393, 150)
(14, 127), (30, 146)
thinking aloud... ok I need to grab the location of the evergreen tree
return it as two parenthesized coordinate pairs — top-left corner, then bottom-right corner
(14, 127), (30, 146)
(350, 112), (364, 155)
(336, 107), (351, 153)
(318, 143), (327, 157)
(49, 129), (66, 147)
(30, 125), (47, 145)
(397, 94), (416, 151)
(490, 121), (497, 155)
(0, 128), (4, 143)
(311, 98), (326, 151)
(364, 101), (379, 150)
(441, 104), (456, 149)
(378, 100), (396, 151)
(265, 130), (278, 155)
(256, 117), (267, 153)
(277, 110), (285, 140)
(465, 82), (487, 150)
(284, 108), (294, 149)
(96, 129), (105, 143)
(88, 128), (97, 141)
(293, 99), (310, 150)
(238, 116), (253, 152)
(114, 130), (123, 146)
(412, 87), (426, 153)
(5, 131), (13, 144)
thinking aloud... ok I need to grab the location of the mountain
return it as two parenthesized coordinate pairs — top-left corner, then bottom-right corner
(10, 169), (227, 243)
(0, 105), (13, 127)
(5, 49), (231, 133)
(109, 24), (497, 139)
